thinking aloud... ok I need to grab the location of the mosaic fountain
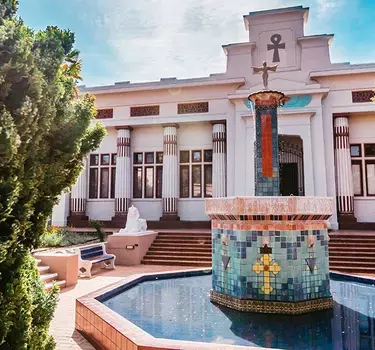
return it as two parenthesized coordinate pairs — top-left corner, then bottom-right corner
(75, 63), (375, 350)
(206, 61), (334, 314)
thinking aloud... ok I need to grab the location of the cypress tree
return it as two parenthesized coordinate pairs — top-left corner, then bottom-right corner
(0, 1), (106, 348)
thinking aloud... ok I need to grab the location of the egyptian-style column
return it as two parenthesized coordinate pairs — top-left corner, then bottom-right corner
(112, 127), (132, 226)
(212, 122), (227, 198)
(334, 114), (356, 223)
(68, 158), (88, 226)
(161, 124), (179, 220)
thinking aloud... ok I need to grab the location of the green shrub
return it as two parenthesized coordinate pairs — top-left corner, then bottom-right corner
(60, 231), (97, 246)
(0, 252), (59, 349)
(89, 220), (105, 242)
(40, 227), (65, 248)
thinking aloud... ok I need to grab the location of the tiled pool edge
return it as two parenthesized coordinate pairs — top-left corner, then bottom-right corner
(75, 269), (371, 350)
(330, 271), (375, 285)
(75, 268), (269, 350)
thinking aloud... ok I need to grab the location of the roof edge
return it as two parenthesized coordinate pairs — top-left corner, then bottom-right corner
(79, 77), (246, 95)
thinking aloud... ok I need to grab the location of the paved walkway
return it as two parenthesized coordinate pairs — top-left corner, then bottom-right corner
(52, 265), (195, 350)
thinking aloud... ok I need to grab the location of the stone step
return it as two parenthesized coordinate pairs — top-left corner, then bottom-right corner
(44, 280), (67, 291)
(156, 235), (211, 240)
(40, 273), (59, 283)
(37, 265), (50, 274)
(148, 246), (212, 253)
(151, 241), (212, 247)
(153, 238), (211, 245)
(330, 266), (375, 273)
(329, 242), (375, 247)
(150, 245), (212, 250)
(330, 256), (375, 262)
(142, 259), (211, 267)
(329, 250), (375, 256)
(146, 250), (212, 257)
(143, 254), (212, 261)
(330, 260), (375, 267)
(329, 239), (375, 243)
(157, 231), (211, 236)
(36, 259), (42, 265)
(329, 246), (375, 251)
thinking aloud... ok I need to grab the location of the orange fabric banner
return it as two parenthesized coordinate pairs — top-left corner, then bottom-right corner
(261, 114), (273, 177)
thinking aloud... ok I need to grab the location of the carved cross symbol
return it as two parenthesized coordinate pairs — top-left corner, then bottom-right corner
(253, 253), (281, 294)
(267, 34), (285, 63)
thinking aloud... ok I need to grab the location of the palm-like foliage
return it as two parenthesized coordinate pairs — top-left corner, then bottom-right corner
(61, 48), (83, 81)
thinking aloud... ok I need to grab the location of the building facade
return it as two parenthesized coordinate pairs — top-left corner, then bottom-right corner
(52, 5), (375, 230)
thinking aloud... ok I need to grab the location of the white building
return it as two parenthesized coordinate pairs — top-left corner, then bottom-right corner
(52, 5), (375, 231)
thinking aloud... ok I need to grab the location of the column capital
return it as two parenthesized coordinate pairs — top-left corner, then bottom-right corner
(115, 126), (133, 131)
(210, 120), (226, 125)
(333, 113), (350, 119)
(161, 123), (179, 129)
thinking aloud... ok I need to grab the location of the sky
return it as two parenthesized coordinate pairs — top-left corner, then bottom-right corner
(18, 0), (375, 87)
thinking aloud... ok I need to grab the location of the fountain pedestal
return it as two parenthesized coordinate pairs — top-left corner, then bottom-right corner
(206, 90), (333, 314)
(207, 196), (333, 314)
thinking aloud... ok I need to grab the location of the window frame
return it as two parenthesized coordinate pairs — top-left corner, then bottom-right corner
(364, 143), (375, 158)
(350, 144), (362, 158)
(132, 152), (163, 199)
(365, 160), (375, 197)
(204, 164), (213, 198)
(191, 164), (202, 198)
(179, 149), (212, 199)
(88, 153), (116, 200)
(351, 160), (364, 197)
(180, 165), (190, 198)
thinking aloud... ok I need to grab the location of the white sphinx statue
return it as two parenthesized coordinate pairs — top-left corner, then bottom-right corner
(118, 205), (147, 235)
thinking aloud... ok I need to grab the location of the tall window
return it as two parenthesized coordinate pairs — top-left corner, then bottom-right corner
(132, 152), (163, 199)
(350, 143), (375, 197)
(89, 153), (116, 199)
(179, 150), (212, 198)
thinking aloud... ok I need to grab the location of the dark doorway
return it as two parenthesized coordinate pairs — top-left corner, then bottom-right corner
(280, 163), (299, 196)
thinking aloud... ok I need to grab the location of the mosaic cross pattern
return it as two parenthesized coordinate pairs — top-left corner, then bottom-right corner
(212, 226), (331, 303)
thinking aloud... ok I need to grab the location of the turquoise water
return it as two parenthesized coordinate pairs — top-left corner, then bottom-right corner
(102, 274), (375, 349)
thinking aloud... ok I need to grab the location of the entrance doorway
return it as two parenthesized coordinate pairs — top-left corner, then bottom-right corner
(279, 136), (305, 196)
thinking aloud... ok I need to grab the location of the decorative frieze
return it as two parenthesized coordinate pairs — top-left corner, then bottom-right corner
(178, 102), (209, 114)
(130, 105), (160, 117)
(210, 291), (333, 315)
(96, 109), (113, 119)
(352, 90), (375, 103)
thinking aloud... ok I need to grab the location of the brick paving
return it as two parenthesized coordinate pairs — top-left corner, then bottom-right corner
(51, 265), (196, 350)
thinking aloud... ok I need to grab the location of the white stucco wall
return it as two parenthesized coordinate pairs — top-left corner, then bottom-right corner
(51, 193), (69, 227)
(349, 114), (375, 222)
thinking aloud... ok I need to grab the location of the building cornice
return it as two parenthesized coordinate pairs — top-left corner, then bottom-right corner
(79, 77), (246, 96)
(310, 66), (375, 78)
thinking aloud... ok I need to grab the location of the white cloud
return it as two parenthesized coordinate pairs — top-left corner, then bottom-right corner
(315, 0), (341, 16)
(75, 0), (343, 86)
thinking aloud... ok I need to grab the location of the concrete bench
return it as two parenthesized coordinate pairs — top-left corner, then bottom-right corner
(78, 243), (116, 278)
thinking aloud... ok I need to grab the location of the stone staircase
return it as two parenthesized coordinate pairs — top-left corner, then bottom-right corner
(142, 230), (212, 267)
(36, 258), (66, 290)
(329, 232), (375, 274)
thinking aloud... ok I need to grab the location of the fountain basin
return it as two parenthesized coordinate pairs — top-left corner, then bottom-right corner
(75, 270), (375, 349)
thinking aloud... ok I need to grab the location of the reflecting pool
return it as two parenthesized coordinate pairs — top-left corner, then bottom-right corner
(102, 274), (375, 349)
